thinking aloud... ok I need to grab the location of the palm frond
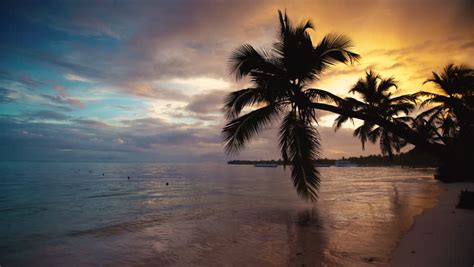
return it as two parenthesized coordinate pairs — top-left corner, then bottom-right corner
(223, 104), (279, 155)
(305, 88), (344, 105)
(415, 105), (443, 121)
(315, 34), (361, 68)
(365, 70), (379, 96)
(424, 64), (474, 96)
(424, 71), (443, 86)
(349, 78), (367, 95)
(412, 90), (443, 99)
(420, 95), (451, 108)
(368, 126), (381, 143)
(380, 130), (394, 158)
(278, 10), (293, 37)
(223, 88), (261, 119)
(343, 97), (366, 110)
(395, 116), (415, 124)
(377, 77), (397, 94)
(390, 94), (417, 105)
(387, 102), (416, 116)
(273, 11), (317, 83)
(353, 122), (375, 149)
(333, 114), (353, 130)
(279, 111), (321, 201)
(229, 44), (280, 80)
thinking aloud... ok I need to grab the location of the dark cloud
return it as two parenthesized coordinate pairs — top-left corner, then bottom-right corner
(5, 0), (136, 39)
(1, 0), (472, 162)
(0, 111), (395, 162)
(0, 116), (226, 162)
(0, 87), (16, 103)
(2, 0), (272, 97)
(9, 47), (111, 82)
(74, 119), (111, 129)
(455, 0), (474, 25)
(0, 69), (45, 89)
(185, 90), (225, 114)
(40, 93), (84, 108)
(25, 109), (70, 121)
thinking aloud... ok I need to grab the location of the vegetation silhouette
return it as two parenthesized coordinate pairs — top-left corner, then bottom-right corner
(334, 70), (416, 158)
(413, 64), (474, 179)
(227, 149), (437, 167)
(223, 10), (474, 201)
(223, 10), (359, 201)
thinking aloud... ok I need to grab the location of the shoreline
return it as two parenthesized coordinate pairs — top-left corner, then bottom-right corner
(391, 182), (474, 266)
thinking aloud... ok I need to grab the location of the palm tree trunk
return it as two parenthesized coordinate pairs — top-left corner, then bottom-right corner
(310, 102), (447, 157)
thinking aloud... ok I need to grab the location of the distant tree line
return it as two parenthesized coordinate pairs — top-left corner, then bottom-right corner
(228, 147), (437, 167)
(344, 148), (437, 167)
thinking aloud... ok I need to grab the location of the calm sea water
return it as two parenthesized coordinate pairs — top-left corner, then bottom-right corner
(0, 162), (441, 266)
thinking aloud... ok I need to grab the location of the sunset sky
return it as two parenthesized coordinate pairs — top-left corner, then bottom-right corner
(1, 0), (473, 162)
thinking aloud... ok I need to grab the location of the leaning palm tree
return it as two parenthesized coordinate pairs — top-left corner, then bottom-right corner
(333, 71), (416, 158)
(222, 10), (359, 201)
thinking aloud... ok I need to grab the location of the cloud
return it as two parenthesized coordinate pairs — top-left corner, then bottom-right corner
(10, 47), (111, 82)
(1, 0), (473, 162)
(40, 93), (85, 108)
(13, 1), (132, 39)
(0, 115), (226, 162)
(113, 105), (134, 111)
(26, 109), (70, 121)
(0, 84), (84, 110)
(64, 73), (95, 83)
(0, 109), (401, 162)
(185, 90), (225, 114)
(460, 41), (474, 49)
(0, 69), (45, 89)
(75, 119), (111, 129)
(0, 87), (16, 103)
(3, 0), (271, 98)
(120, 81), (191, 100)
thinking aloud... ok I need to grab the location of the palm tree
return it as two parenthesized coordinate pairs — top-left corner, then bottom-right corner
(334, 71), (416, 158)
(413, 64), (474, 180)
(414, 64), (474, 142)
(222, 10), (360, 201)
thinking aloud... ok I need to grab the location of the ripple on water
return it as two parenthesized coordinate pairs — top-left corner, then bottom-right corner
(0, 163), (440, 266)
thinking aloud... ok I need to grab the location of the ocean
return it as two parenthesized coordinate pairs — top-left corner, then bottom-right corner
(0, 162), (441, 266)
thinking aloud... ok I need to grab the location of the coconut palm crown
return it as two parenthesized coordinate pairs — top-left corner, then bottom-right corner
(414, 64), (474, 142)
(334, 70), (416, 157)
(222, 11), (360, 201)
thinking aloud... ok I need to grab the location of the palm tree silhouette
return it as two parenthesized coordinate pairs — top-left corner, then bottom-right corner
(414, 64), (474, 142)
(223, 10), (359, 201)
(334, 70), (416, 158)
(413, 64), (474, 179)
(224, 11), (474, 196)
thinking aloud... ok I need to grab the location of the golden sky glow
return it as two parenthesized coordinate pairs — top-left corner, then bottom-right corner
(1, 0), (473, 160)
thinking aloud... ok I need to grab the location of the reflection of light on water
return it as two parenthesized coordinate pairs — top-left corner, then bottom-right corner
(0, 163), (440, 266)
(314, 167), (441, 266)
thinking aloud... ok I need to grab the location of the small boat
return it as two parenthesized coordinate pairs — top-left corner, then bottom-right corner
(254, 163), (279, 168)
(334, 160), (358, 167)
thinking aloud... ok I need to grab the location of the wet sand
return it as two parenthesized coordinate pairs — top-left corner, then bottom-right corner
(391, 183), (474, 266)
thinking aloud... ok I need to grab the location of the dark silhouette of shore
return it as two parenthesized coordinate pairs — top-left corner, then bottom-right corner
(228, 148), (437, 167)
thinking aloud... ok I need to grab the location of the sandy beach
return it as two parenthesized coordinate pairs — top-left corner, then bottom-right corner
(391, 182), (474, 266)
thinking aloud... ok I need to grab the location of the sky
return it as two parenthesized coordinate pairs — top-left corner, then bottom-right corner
(0, 0), (473, 162)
